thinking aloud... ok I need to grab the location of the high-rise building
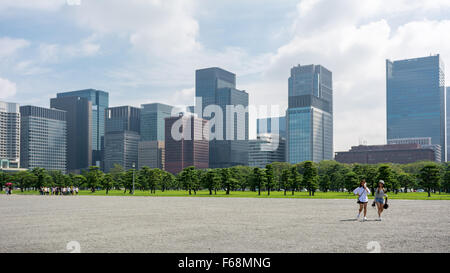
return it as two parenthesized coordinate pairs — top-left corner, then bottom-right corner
(140, 103), (173, 141)
(56, 89), (109, 167)
(195, 67), (236, 113)
(104, 106), (140, 172)
(287, 64), (333, 164)
(447, 86), (450, 161)
(20, 106), (67, 172)
(386, 55), (446, 162)
(195, 67), (249, 168)
(138, 141), (165, 170)
(164, 114), (209, 174)
(257, 116), (286, 139)
(248, 135), (286, 168)
(0, 101), (20, 169)
(50, 96), (92, 173)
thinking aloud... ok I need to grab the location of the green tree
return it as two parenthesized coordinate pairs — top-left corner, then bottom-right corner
(419, 164), (441, 197)
(159, 171), (174, 192)
(85, 166), (104, 192)
(14, 171), (35, 192)
(319, 174), (331, 193)
(265, 164), (275, 196)
(303, 161), (319, 196)
(280, 169), (291, 196)
(101, 173), (114, 194)
(397, 173), (417, 193)
(31, 167), (47, 189)
(202, 170), (221, 195)
(377, 165), (395, 193)
(344, 171), (359, 193)
(179, 166), (198, 195)
(442, 165), (450, 193)
(252, 167), (266, 196)
(221, 168), (238, 195)
(290, 167), (301, 195)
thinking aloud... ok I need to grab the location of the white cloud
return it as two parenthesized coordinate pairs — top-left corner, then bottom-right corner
(0, 77), (17, 99)
(38, 37), (100, 63)
(0, 0), (65, 11)
(0, 37), (29, 59)
(71, 0), (200, 57)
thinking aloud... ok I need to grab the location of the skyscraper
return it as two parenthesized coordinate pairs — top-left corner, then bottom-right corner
(0, 101), (20, 169)
(287, 64), (333, 164)
(248, 135), (286, 168)
(386, 55), (446, 162)
(140, 103), (173, 141)
(164, 114), (209, 174)
(50, 96), (92, 173)
(104, 106), (140, 172)
(138, 141), (165, 170)
(257, 116), (286, 139)
(20, 106), (67, 172)
(56, 89), (109, 167)
(447, 86), (450, 161)
(195, 67), (249, 168)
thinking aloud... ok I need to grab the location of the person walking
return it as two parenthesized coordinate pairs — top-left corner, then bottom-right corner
(374, 180), (388, 221)
(353, 179), (371, 221)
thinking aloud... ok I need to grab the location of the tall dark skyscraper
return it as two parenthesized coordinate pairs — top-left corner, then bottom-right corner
(104, 106), (140, 172)
(50, 96), (92, 173)
(56, 89), (109, 167)
(164, 114), (209, 174)
(287, 64), (333, 163)
(195, 67), (249, 168)
(20, 106), (67, 172)
(386, 55), (446, 162)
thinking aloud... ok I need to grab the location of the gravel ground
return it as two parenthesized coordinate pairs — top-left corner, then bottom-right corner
(0, 195), (448, 253)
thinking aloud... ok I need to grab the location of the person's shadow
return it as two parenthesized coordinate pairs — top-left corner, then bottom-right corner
(340, 219), (378, 222)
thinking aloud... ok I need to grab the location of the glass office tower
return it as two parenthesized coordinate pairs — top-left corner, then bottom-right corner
(20, 106), (67, 172)
(257, 116), (286, 139)
(50, 96), (92, 173)
(287, 64), (333, 164)
(56, 89), (109, 167)
(0, 101), (20, 169)
(195, 67), (249, 168)
(447, 86), (450, 161)
(140, 103), (173, 141)
(104, 106), (140, 172)
(164, 114), (209, 174)
(386, 55), (446, 162)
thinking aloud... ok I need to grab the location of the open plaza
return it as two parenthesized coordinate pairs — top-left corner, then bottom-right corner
(0, 195), (448, 253)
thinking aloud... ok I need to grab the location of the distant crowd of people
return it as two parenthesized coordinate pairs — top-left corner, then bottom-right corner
(4, 186), (13, 195)
(39, 186), (79, 196)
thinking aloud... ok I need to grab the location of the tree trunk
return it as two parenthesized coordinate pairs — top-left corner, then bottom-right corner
(226, 187), (230, 195)
(106, 188), (109, 195)
(209, 189), (212, 195)
(284, 189), (286, 196)
(428, 189), (431, 197)
(189, 189), (191, 195)
(268, 188), (270, 196)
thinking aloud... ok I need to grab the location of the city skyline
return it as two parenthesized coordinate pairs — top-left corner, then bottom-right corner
(1, 1), (450, 153)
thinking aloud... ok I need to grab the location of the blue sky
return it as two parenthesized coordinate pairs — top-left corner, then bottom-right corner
(1, 0), (450, 151)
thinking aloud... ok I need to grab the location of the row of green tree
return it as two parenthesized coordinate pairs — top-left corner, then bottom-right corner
(1, 161), (450, 197)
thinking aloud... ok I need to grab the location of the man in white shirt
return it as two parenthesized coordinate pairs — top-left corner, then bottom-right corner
(353, 179), (371, 221)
